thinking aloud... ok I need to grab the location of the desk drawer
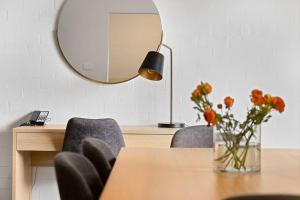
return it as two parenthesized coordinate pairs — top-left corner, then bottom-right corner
(17, 132), (64, 151)
(124, 134), (173, 148)
(17, 133), (174, 150)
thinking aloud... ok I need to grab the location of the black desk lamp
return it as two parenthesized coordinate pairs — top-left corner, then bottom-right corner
(138, 43), (185, 128)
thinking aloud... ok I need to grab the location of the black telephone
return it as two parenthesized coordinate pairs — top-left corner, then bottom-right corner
(21, 111), (49, 126)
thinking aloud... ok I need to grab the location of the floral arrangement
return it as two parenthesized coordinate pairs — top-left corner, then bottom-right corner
(191, 82), (285, 171)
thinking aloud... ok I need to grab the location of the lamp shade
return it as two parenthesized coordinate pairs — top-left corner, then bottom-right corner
(138, 51), (164, 81)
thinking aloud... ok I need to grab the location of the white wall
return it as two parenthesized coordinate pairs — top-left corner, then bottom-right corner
(0, 0), (299, 199)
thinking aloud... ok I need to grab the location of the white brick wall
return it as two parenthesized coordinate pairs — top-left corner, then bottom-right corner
(0, 0), (299, 199)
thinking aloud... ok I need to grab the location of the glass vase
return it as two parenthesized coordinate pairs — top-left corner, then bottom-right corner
(213, 125), (261, 173)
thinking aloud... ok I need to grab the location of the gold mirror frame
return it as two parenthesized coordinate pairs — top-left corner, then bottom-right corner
(56, 0), (163, 84)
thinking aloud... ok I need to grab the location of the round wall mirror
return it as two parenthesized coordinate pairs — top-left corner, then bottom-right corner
(57, 0), (162, 84)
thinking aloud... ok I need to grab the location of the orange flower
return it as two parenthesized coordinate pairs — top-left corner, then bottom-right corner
(191, 88), (202, 101)
(204, 108), (217, 125)
(224, 96), (234, 108)
(251, 89), (265, 106)
(198, 82), (212, 95)
(252, 89), (263, 97)
(203, 83), (212, 94)
(271, 97), (285, 113)
(264, 94), (272, 105)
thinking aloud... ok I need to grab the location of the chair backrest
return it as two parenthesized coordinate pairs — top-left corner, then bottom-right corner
(224, 195), (300, 200)
(82, 138), (116, 184)
(170, 125), (213, 148)
(62, 118), (125, 155)
(54, 152), (103, 200)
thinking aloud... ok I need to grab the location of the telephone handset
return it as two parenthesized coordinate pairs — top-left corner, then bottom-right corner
(21, 111), (49, 126)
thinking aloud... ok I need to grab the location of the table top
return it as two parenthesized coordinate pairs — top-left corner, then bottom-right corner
(99, 148), (300, 200)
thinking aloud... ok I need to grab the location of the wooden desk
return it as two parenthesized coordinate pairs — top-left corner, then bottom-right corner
(12, 125), (179, 200)
(100, 148), (300, 200)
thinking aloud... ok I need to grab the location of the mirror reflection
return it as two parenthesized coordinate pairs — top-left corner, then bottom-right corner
(57, 0), (162, 83)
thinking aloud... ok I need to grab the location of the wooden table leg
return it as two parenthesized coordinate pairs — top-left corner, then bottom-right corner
(12, 132), (32, 200)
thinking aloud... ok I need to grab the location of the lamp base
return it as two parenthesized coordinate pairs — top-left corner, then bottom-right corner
(158, 122), (185, 128)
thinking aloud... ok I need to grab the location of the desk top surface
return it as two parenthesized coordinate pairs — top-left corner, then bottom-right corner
(14, 124), (67, 132)
(100, 148), (300, 200)
(13, 124), (179, 135)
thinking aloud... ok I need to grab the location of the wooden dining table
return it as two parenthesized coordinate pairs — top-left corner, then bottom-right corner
(99, 148), (300, 200)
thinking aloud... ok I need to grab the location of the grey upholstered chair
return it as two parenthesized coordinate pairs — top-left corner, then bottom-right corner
(170, 125), (213, 148)
(82, 138), (116, 184)
(62, 118), (125, 155)
(224, 195), (300, 200)
(54, 152), (103, 200)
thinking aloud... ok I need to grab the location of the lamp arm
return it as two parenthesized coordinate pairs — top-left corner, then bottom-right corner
(160, 43), (173, 124)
